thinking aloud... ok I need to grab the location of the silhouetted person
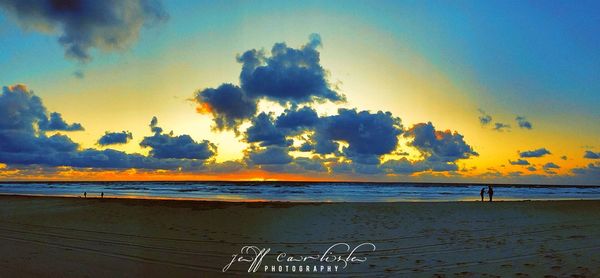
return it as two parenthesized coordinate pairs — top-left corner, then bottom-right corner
(480, 187), (486, 202)
(101, 192), (104, 198)
(84, 192), (87, 198)
(488, 186), (494, 202)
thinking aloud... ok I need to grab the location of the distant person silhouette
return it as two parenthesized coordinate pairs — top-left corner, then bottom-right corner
(84, 192), (87, 198)
(101, 192), (104, 198)
(488, 186), (494, 202)
(480, 187), (486, 202)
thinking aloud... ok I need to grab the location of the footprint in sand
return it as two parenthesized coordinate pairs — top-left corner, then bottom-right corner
(500, 264), (512, 268)
(523, 263), (535, 267)
(514, 273), (529, 277)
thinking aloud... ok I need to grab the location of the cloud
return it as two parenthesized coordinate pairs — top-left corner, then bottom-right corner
(509, 159), (530, 165)
(314, 109), (402, 164)
(40, 112), (84, 131)
(255, 156), (329, 174)
(493, 122), (511, 132)
(478, 109), (492, 126)
(0, 85), (219, 171)
(405, 122), (478, 162)
(97, 131), (133, 146)
(292, 157), (327, 172)
(297, 142), (314, 152)
(561, 155), (568, 160)
(245, 112), (290, 147)
(381, 158), (427, 174)
(248, 146), (293, 165)
(275, 106), (319, 132)
(519, 148), (551, 158)
(0, 85), (85, 165)
(527, 166), (537, 171)
(238, 34), (344, 104)
(1, 84), (49, 132)
(572, 162), (600, 179)
(194, 84), (257, 132)
(584, 150), (600, 159)
(515, 116), (533, 129)
(0, 84), (82, 165)
(73, 70), (85, 79)
(66, 148), (203, 170)
(381, 158), (458, 175)
(543, 162), (560, 169)
(140, 117), (216, 160)
(192, 35), (344, 138)
(0, 0), (168, 62)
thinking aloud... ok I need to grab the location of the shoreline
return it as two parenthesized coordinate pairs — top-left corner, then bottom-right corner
(1, 193), (599, 204)
(1, 180), (599, 188)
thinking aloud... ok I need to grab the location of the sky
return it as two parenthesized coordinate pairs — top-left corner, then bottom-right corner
(0, 0), (598, 184)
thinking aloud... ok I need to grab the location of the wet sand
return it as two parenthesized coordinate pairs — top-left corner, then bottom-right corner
(0, 195), (598, 277)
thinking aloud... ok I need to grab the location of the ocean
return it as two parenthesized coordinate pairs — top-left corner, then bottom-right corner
(1, 182), (599, 202)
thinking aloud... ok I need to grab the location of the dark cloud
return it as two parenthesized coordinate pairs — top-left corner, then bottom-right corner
(256, 156), (329, 174)
(561, 155), (568, 160)
(0, 85), (82, 165)
(509, 159), (530, 166)
(405, 122), (478, 162)
(584, 150), (600, 159)
(248, 146), (293, 165)
(149, 116), (162, 134)
(381, 158), (457, 175)
(67, 148), (202, 170)
(194, 84), (257, 132)
(297, 142), (314, 152)
(193, 35), (341, 135)
(1, 84), (49, 132)
(527, 166), (537, 172)
(205, 160), (245, 173)
(275, 106), (319, 132)
(477, 109), (492, 126)
(352, 163), (384, 175)
(140, 117), (216, 160)
(245, 112), (290, 147)
(314, 109), (402, 164)
(1, 85), (219, 171)
(515, 116), (533, 129)
(381, 158), (427, 174)
(97, 131), (133, 146)
(73, 70), (85, 79)
(329, 161), (353, 173)
(509, 171), (523, 177)
(40, 112), (84, 131)
(238, 34), (344, 105)
(519, 148), (551, 158)
(0, 0), (168, 62)
(293, 157), (327, 172)
(571, 162), (600, 178)
(493, 122), (510, 132)
(543, 162), (560, 169)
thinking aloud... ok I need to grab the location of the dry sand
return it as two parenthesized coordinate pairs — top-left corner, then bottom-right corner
(0, 195), (599, 277)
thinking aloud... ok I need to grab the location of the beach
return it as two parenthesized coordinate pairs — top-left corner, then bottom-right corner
(0, 195), (598, 277)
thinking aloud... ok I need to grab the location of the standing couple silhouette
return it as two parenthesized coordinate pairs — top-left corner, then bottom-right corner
(480, 185), (494, 202)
